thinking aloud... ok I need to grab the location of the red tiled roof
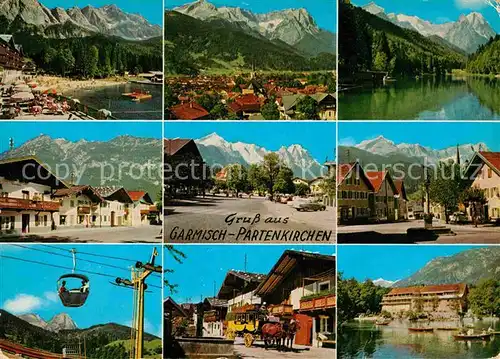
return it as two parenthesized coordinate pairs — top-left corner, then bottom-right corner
(364, 171), (387, 192)
(53, 185), (103, 202)
(170, 102), (209, 120)
(480, 152), (500, 172)
(338, 163), (355, 184)
(393, 179), (407, 200)
(233, 94), (261, 112)
(164, 139), (192, 156)
(128, 190), (146, 202)
(387, 283), (467, 296)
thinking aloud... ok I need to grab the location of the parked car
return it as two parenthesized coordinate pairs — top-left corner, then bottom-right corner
(449, 212), (467, 224)
(293, 201), (326, 212)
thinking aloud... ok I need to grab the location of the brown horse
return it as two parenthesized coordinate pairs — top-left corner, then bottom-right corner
(283, 320), (300, 349)
(262, 323), (286, 351)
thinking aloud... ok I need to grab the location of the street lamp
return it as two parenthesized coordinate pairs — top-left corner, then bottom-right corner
(422, 164), (433, 229)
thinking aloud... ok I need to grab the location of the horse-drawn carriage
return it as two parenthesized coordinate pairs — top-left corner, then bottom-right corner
(225, 303), (299, 349)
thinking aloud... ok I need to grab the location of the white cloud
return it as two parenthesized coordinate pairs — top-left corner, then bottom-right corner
(3, 294), (43, 314)
(455, 0), (488, 9)
(339, 137), (357, 147)
(44, 292), (59, 303)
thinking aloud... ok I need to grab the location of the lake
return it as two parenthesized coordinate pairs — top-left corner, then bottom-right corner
(64, 83), (163, 120)
(339, 320), (500, 359)
(339, 77), (500, 120)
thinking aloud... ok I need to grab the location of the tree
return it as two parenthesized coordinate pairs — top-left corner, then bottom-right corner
(295, 96), (319, 120)
(210, 103), (228, 119)
(295, 182), (311, 196)
(273, 166), (295, 194)
(165, 84), (178, 110)
(43, 47), (58, 72)
(248, 163), (266, 194)
(261, 101), (280, 120)
(56, 48), (75, 77)
(82, 45), (99, 78)
(261, 153), (281, 198)
(196, 94), (220, 113)
(468, 279), (500, 318)
(226, 164), (248, 196)
(429, 163), (467, 224)
(320, 174), (336, 199)
(373, 51), (389, 71)
(164, 245), (186, 294)
(460, 187), (488, 226)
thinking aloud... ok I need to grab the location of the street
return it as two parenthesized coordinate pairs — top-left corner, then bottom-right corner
(165, 195), (336, 243)
(338, 219), (500, 244)
(0, 226), (162, 243)
(233, 338), (335, 358)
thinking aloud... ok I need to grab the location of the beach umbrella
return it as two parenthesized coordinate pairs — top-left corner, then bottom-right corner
(97, 109), (112, 119)
(14, 84), (31, 92)
(10, 92), (34, 102)
(43, 88), (58, 95)
(27, 81), (38, 88)
(13, 80), (24, 85)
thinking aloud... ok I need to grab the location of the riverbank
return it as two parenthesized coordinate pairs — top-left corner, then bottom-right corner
(452, 69), (500, 78)
(34, 76), (129, 94)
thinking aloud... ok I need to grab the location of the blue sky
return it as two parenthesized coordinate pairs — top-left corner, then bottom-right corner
(41, 0), (163, 25)
(339, 122), (500, 151)
(165, 122), (336, 163)
(167, 0), (337, 32)
(339, 245), (481, 282)
(0, 122), (162, 154)
(0, 244), (162, 337)
(165, 245), (335, 303)
(355, 0), (500, 33)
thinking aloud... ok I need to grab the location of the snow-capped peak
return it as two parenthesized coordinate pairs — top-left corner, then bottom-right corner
(373, 278), (398, 288)
(362, 1), (385, 15)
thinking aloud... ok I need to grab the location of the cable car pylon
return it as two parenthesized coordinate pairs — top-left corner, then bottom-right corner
(114, 247), (162, 359)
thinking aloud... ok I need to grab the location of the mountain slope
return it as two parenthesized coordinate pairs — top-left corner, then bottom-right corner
(467, 34), (500, 74)
(18, 313), (49, 330)
(173, 0), (335, 56)
(165, 10), (335, 74)
(362, 2), (495, 53)
(0, 135), (162, 196)
(195, 133), (326, 179)
(396, 247), (500, 287)
(339, 1), (466, 77)
(0, 0), (161, 40)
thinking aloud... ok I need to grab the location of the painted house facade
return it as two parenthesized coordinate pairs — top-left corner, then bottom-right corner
(94, 187), (133, 227)
(52, 185), (103, 228)
(255, 251), (336, 348)
(381, 283), (468, 319)
(365, 171), (398, 221)
(337, 162), (374, 224)
(202, 297), (228, 338)
(465, 152), (500, 221)
(127, 191), (155, 226)
(0, 157), (65, 235)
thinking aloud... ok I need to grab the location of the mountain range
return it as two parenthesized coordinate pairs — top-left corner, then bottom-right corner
(19, 313), (77, 333)
(394, 247), (500, 287)
(0, 309), (159, 355)
(0, 135), (162, 196)
(0, 0), (161, 40)
(362, 1), (496, 53)
(171, 0), (335, 56)
(373, 278), (398, 288)
(195, 133), (328, 179)
(353, 135), (488, 164)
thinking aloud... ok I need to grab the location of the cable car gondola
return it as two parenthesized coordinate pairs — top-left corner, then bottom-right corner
(57, 273), (90, 307)
(57, 249), (90, 308)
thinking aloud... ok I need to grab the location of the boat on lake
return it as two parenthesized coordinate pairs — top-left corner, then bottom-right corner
(122, 90), (152, 101)
(453, 333), (493, 341)
(408, 327), (434, 332)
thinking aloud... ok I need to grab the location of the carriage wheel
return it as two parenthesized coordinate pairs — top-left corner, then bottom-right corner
(226, 328), (236, 340)
(244, 333), (254, 348)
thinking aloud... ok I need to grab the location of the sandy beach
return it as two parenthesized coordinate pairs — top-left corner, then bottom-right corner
(34, 75), (129, 93)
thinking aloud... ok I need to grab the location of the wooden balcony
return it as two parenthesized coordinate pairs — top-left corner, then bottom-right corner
(268, 304), (294, 316)
(300, 293), (336, 311)
(140, 209), (150, 215)
(0, 197), (60, 212)
(77, 206), (91, 214)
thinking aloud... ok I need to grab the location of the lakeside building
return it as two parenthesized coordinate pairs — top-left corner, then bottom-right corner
(381, 283), (468, 319)
(464, 151), (500, 222)
(254, 250), (336, 348)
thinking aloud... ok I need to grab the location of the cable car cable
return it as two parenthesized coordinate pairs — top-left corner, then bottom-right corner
(36, 244), (162, 278)
(0, 254), (162, 290)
